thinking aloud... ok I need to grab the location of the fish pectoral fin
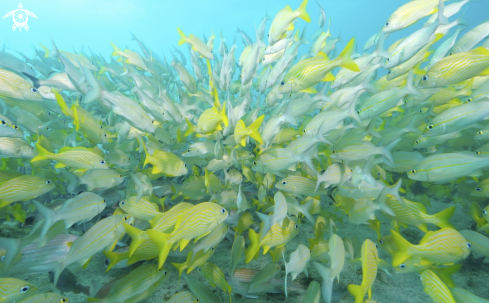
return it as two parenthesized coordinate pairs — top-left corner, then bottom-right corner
(54, 162), (67, 168)
(194, 230), (211, 243)
(299, 87), (318, 94)
(82, 256), (93, 269)
(286, 23), (295, 32)
(321, 72), (335, 82)
(179, 238), (191, 251)
(262, 244), (271, 255)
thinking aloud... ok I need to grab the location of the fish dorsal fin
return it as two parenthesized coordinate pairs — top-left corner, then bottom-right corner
(472, 46), (489, 56)
(316, 52), (329, 60)
(419, 230), (436, 245)
(409, 201), (427, 213)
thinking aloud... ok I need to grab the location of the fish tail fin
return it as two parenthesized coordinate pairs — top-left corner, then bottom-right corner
(245, 228), (260, 263)
(0, 237), (21, 268)
(382, 138), (401, 167)
(283, 250), (289, 297)
(313, 263), (334, 303)
(338, 38), (360, 72)
(435, 264), (461, 288)
(140, 139), (150, 168)
(256, 212), (272, 241)
(432, 206), (456, 229)
(315, 171), (327, 193)
(374, 32), (390, 59)
(32, 200), (56, 241)
(54, 90), (71, 117)
(110, 42), (120, 57)
(296, 0), (311, 22)
(390, 230), (412, 266)
(248, 115), (265, 145)
(177, 27), (187, 46)
(184, 118), (196, 137)
(10, 204), (26, 223)
(347, 284), (366, 303)
(103, 250), (127, 272)
(63, 169), (79, 194)
(146, 229), (172, 269)
(39, 43), (50, 57)
(220, 102), (229, 127)
(171, 261), (188, 280)
(300, 199), (315, 224)
(123, 223), (145, 257)
(72, 104), (80, 131)
(31, 142), (52, 163)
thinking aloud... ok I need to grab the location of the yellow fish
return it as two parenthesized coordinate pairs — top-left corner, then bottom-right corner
(347, 239), (379, 303)
(0, 175), (55, 208)
(268, 0), (310, 45)
(32, 143), (108, 171)
(0, 68), (42, 102)
(391, 228), (471, 267)
(234, 115), (265, 147)
(383, 0), (442, 33)
(147, 202), (228, 268)
(245, 218), (299, 263)
(420, 270), (456, 303)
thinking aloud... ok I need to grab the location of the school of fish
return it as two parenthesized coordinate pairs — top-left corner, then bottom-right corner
(1, 0), (489, 302)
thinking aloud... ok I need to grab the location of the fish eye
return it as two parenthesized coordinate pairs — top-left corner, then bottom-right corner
(100, 160), (106, 164)
(91, 62), (95, 65)
(14, 125), (18, 129)
(467, 243), (471, 249)
(123, 216), (127, 221)
(476, 151), (481, 155)
(478, 131), (483, 135)
(1, 120), (5, 125)
(427, 125), (433, 130)
(303, 129), (306, 133)
(449, 52), (453, 56)
(262, 58), (265, 61)
(253, 161), (257, 165)
(104, 134), (107, 137)
(332, 150), (336, 154)
(62, 299), (67, 303)
(119, 174), (122, 177)
(415, 140), (419, 144)
(379, 239), (384, 244)
(399, 264), (406, 269)
(282, 181), (287, 185)
(187, 149), (191, 152)
(220, 208), (226, 214)
(198, 267), (202, 271)
(100, 125), (103, 129)
(476, 187), (482, 192)
(30, 87), (38, 93)
(20, 286), (29, 293)
(120, 201), (125, 205)
(46, 180), (51, 184)
(422, 75), (429, 81)
(385, 22), (390, 26)
(387, 71), (391, 74)
(104, 259), (110, 266)
(411, 169), (416, 174)
(211, 247), (215, 250)
(184, 163), (188, 167)
(294, 224), (298, 229)
(483, 209), (488, 215)
(386, 58), (390, 62)
(467, 98), (473, 103)
(375, 244), (378, 248)
(280, 81), (285, 86)
(164, 270), (168, 275)
(30, 66), (33, 70)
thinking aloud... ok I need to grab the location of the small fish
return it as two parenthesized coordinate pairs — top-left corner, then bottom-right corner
(347, 239), (379, 303)
(0, 68), (42, 101)
(31, 143), (108, 171)
(0, 278), (38, 303)
(17, 292), (69, 303)
(177, 28), (214, 60)
(268, 0), (310, 45)
(245, 218), (299, 263)
(0, 174), (55, 208)
(391, 228), (471, 267)
(420, 270), (456, 303)
(33, 192), (106, 240)
(283, 244), (310, 297)
(147, 202), (228, 268)
(198, 262), (232, 303)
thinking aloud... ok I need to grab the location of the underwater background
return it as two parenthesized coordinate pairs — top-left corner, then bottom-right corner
(1, 0), (489, 302)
